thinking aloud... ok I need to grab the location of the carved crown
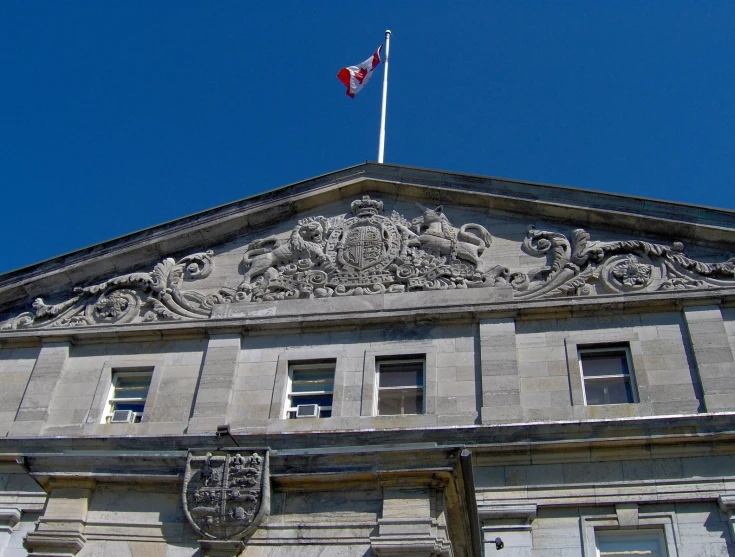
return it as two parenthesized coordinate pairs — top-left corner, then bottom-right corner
(351, 195), (384, 217)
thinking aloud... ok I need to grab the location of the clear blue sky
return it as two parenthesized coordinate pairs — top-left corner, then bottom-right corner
(2, 2), (733, 274)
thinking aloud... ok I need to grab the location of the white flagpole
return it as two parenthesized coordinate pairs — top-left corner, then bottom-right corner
(378, 30), (391, 163)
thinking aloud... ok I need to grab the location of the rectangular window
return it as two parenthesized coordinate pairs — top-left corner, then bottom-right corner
(102, 368), (153, 424)
(286, 360), (335, 419)
(579, 346), (637, 405)
(377, 356), (425, 415)
(596, 529), (667, 556)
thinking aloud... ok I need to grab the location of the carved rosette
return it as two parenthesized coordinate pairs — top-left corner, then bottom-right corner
(182, 450), (270, 542)
(518, 228), (735, 299)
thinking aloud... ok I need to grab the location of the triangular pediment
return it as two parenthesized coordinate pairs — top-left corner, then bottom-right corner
(3, 163), (735, 331)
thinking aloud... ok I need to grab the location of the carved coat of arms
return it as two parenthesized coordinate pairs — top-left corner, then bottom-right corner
(182, 450), (269, 541)
(235, 196), (507, 301)
(7, 194), (735, 330)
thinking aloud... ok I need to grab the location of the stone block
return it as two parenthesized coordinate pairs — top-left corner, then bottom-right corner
(232, 375), (275, 392)
(520, 376), (569, 393)
(483, 375), (521, 394)
(481, 405), (523, 423)
(481, 360), (523, 376)
(520, 391), (551, 408)
(518, 361), (550, 377)
(438, 381), (475, 397)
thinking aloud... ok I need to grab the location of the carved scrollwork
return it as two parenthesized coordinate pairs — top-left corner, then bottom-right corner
(517, 228), (735, 299)
(5, 196), (735, 330)
(1, 251), (217, 329)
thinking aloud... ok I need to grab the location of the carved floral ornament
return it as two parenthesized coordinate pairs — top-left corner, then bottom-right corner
(3, 195), (735, 329)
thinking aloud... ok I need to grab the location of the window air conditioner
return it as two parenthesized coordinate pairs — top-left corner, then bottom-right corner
(110, 409), (135, 423)
(295, 404), (319, 418)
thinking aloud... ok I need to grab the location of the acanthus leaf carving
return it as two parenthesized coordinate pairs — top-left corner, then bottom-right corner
(518, 228), (735, 299)
(4, 196), (735, 330)
(1, 251), (218, 330)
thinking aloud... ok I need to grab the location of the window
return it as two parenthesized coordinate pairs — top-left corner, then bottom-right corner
(579, 346), (637, 405)
(596, 530), (667, 556)
(102, 369), (153, 424)
(377, 356), (424, 415)
(286, 360), (335, 419)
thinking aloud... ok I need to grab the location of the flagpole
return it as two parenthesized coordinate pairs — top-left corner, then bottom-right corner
(378, 30), (391, 164)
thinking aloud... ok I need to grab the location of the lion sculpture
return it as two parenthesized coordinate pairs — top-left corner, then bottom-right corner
(238, 220), (328, 290)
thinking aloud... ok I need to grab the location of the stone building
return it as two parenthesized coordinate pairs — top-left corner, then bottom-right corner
(0, 163), (734, 557)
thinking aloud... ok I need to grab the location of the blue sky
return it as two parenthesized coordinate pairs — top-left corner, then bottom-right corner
(1, 2), (733, 274)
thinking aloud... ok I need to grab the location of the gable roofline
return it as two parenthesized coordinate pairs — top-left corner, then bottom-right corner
(2, 162), (735, 307)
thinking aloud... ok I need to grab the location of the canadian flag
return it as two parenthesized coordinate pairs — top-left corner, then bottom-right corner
(337, 46), (382, 98)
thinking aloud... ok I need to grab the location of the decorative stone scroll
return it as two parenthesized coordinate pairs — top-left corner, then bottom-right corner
(4, 196), (735, 329)
(183, 450), (269, 544)
(519, 228), (735, 298)
(1, 251), (229, 329)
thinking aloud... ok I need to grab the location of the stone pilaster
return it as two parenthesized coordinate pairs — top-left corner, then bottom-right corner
(682, 305), (735, 412)
(370, 487), (452, 557)
(10, 341), (71, 436)
(188, 333), (241, 434)
(24, 479), (95, 557)
(478, 318), (521, 423)
(718, 495), (735, 541)
(0, 508), (21, 556)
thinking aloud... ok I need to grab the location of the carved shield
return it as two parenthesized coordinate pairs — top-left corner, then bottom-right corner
(336, 216), (400, 273)
(182, 449), (269, 541)
(343, 225), (383, 269)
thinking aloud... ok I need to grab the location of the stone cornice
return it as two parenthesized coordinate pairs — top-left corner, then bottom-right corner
(0, 412), (734, 459)
(4, 163), (735, 312)
(1, 286), (735, 345)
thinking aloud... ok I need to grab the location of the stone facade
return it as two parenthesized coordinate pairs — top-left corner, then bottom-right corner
(0, 163), (734, 556)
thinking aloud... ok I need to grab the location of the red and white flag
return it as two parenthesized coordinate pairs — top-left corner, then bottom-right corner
(337, 46), (382, 98)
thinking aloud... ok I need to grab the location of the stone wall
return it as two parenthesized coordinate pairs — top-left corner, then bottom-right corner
(2, 302), (735, 436)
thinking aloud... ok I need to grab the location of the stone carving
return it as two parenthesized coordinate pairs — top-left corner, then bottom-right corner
(4, 196), (735, 329)
(519, 228), (735, 298)
(237, 196), (515, 301)
(183, 450), (269, 541)
(1, 251), (231, 329)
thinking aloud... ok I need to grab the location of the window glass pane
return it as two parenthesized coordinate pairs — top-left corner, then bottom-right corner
(598, 531), (664, 556)
(402, 390), (423, 414)
(379, 360), (424, 375)
(585, 378), (633, 405)
(291, 368), (334, 393)
(378, 389), (423, 415)
(581, 352), (629, 377)
(379, 360), (424, 388)
(114, 376), (151, 398)
(290, 394), (333, 407)
(113, 402), (146, 413)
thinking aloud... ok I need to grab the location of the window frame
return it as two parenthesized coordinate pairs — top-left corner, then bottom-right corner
(578, 345), (638, 406)
(284, 360), (336, 419)
(101, 368), (154, 424)
(375, 355), (426, 416)
(580, 509), (679, 557)
(595, 529), (668, 557)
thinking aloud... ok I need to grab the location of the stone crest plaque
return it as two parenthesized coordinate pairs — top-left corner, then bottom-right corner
(182, 450), (269, 541)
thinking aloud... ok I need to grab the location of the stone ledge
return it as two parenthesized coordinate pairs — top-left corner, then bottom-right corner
(3, 286), (735, 344)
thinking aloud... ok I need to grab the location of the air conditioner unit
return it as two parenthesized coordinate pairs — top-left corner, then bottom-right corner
(295, 404), (319, 418)
(110, 409), (135, 423)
